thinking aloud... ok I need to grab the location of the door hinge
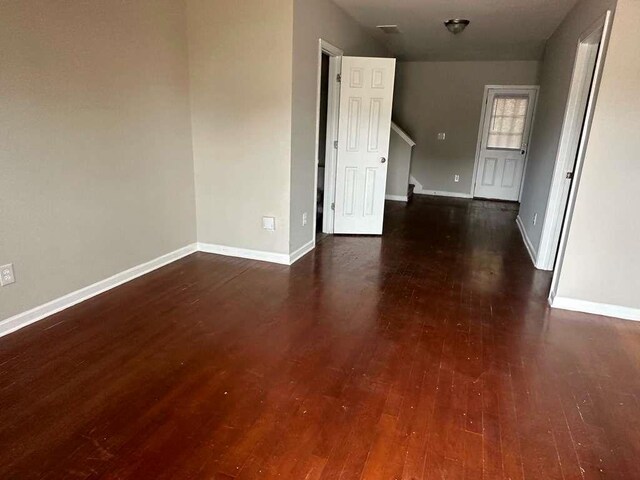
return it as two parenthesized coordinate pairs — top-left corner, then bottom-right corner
(336, 73), (342, 83)
(331, 202), (335, 211)
(566, 171), (574, 179)
(333, 140), (338, 149)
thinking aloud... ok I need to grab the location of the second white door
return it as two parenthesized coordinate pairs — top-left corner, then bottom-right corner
(474, 87), (538, 201)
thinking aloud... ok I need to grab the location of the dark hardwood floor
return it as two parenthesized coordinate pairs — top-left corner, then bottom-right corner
(1, 196), (639, 479)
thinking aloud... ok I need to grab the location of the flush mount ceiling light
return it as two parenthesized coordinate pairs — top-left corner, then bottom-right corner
(444, 19), (470, 35)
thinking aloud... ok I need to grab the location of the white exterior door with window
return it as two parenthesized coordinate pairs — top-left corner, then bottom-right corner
(474, 87), (538, 201)
(333, 56), (396, 234)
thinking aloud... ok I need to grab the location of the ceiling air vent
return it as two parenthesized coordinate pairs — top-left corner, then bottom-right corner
(376, 25), (401, 34)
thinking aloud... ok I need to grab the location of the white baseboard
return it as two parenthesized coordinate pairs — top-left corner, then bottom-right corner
(197, 241), (315, 266)
(197, 242), (290, 265)
(0, 244), (198, 339)
(551, 296), (640, 322)
(414, 189), (473, 199)
(408, 176), (473, 199)
(409, 175), (423, 192)
(0, 238), (319, 340)
(385, 194), (408, 202)
(516, 215), (538, 267)
(289, 239), (315, 264)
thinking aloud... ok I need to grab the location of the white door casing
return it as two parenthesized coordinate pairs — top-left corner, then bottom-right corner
(334, 56), (396, 234)
(318, 40), (343, 236)
(540, 12), (611, 274)
(549, 11), (613, 301)
(473, 87), (538, 201)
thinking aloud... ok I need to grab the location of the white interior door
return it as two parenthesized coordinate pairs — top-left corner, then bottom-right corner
(474, 87), (538, 201)
(334, 56), (396, 234)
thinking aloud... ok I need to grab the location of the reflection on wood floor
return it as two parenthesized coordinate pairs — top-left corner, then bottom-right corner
(1, 195), (638, 479)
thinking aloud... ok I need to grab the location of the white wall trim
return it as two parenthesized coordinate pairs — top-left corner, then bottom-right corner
(409, 175), (423, 192)
(317, 39), (343, 236)
(391, 122), (416, 147)
(544, 11), (613, 290)
(319, 38), (343, 57)
(197, 242), (290, 265)
(0, 244), (198, 339)
(538, 40), (600, 271)
(385, 194), (408, 202)
(516, 215), (539, 267)
(197, 242), (314, 266)
(409, 176), (472, 199)
(0, 239), (320, 339)
(289, 239), (315, 265)
(415, 189), (473, 199)
(551, 296), (640, 322)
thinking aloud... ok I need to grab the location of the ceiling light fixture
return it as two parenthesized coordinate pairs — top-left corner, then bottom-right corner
(444, 19), (470, 35)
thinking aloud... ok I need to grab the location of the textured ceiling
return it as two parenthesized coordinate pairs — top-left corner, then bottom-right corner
(332, 0), (579, 61)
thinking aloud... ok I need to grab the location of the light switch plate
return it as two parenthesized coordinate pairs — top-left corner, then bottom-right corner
(1, 264), (15, 286)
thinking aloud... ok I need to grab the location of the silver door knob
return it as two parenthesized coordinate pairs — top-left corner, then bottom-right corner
(380, 157), (387, 163)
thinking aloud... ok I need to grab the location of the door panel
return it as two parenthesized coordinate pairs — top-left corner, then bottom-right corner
(343, 167), (357, 216)
(481, 157), (498, 186)
(474, 87), (538, 201)
(334, 56), (396, 234)
(502, 158), (518, 187)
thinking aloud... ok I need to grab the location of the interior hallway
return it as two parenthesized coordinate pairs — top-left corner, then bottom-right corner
(1, 196), (638, 479)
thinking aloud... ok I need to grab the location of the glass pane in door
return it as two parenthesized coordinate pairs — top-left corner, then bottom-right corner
(486, 95), (529, 149)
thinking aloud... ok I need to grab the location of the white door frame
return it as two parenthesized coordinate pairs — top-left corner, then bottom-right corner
(549, 11), (614, 302)
(538, 11), (613, 274)
(470, 85), (540, 200)
(313, 39), (343, 238)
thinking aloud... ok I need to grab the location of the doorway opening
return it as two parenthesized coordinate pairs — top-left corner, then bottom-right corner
(471, 85), (539, 202)
(316, 52), (330, 235)
(546, 11), (613, 301)
(313, 40), (343, 240)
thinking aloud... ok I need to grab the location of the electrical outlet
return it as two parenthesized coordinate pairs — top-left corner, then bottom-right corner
(533, 213), (538, 226)
(302, 212), (308, 226)
(437, 132), (446, 141)
(454, 174), (460, 183)
(0, 264), (15, 286)
(262, 216), (276, 231)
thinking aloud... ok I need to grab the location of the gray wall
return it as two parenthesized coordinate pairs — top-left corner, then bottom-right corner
(0, 0), (197, 321)
(188, 0), (386, 256)
(555, 0), (639, 309)
(290, 0), (389, 252)
(187, 0), (294, 255)
(518, 0), (617, 254)
(393, 61), (540, 196)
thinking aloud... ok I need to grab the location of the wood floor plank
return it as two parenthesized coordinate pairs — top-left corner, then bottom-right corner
(1, 196), (639, 479)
